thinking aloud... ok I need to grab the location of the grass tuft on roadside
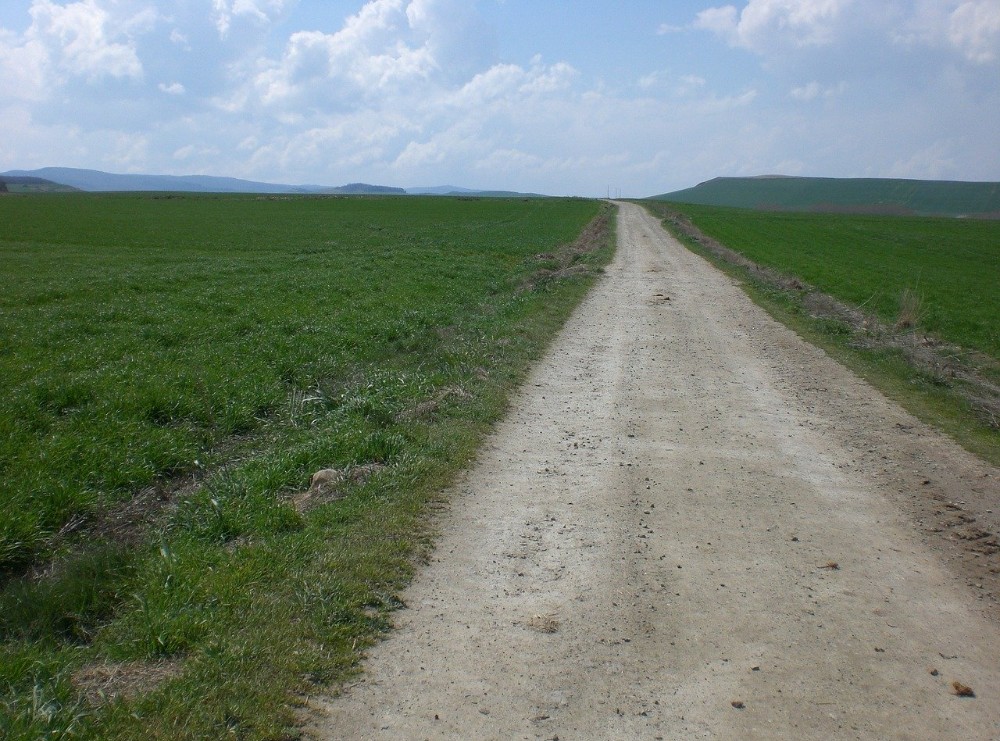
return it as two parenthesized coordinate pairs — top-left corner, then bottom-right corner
(894, 287), (925, 331)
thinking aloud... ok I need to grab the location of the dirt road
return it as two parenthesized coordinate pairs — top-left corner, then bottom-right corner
(309, 202), (1000, 739)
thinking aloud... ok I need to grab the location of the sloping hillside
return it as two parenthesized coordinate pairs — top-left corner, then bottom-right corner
(653, 176), (1000, 217)
(0, 175), (79, 193)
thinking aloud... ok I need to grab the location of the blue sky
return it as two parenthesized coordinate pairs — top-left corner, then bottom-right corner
(1, 0), (998, 196)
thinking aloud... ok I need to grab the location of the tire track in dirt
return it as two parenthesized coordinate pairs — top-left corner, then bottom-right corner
(307, 202), (1000, 739)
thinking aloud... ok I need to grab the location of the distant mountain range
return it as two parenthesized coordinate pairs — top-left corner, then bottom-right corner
(652, 176), (1000, 217)
(406, 185), (545, 198)
(12, 169), (994, 213)
(0, 167), (544, 198)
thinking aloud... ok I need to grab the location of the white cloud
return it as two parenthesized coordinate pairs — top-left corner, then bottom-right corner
(695, 88), (758, 113)
(519, 60), (576, 94)
(245, 0), (446, 111)
(695, 0), (853, 52)
(678, 74), (707, 95)
(699, 0), (1000, 66)
(405, 0), (435, 30)
(103, 129), (149, 170)
(0, 28), (49, 101)
(637, 71), (707, 95)
(28, 0), (144, 80)
(637, 71), (661, 89)
(212, 0), (293, 38)
(445, 58), (577, 111)
(395, 138), (449, 168)
(120, 6), (160, 36)
(453, 63), (525, 106)
(0, 0), (170, 105)
(790, 79), (845, 100)
(657, 23), (684, 35)
(158, 81), (185, 95)
(949, 1), (1000, 63)
(172, 143), (220, 162)
(790, 81), (821, 100)
(693, 5), (740, 43)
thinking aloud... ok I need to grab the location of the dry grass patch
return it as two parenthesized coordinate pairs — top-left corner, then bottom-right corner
(396, 385), (472, 422)
(895, 288), (925, 331)
(72, 660), (182, 706)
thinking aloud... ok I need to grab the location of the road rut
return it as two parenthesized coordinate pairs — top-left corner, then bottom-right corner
(309, 202), (1000, 739)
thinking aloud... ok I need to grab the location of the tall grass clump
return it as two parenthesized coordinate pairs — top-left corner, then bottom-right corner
(0, 193), (613, 738)
(894, 287), (925, 331)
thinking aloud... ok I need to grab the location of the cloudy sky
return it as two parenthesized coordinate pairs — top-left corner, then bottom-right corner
(1, 0), (998, 196)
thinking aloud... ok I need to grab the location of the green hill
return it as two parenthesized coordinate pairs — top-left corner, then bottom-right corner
(652, 176), (1000, 217)
(0, 175), (79, 193)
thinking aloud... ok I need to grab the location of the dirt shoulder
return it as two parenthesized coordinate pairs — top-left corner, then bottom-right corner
(306, 202), (1000, 739)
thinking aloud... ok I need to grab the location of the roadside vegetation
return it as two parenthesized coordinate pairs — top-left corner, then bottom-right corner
(0, 193), (613, 739)
(644, 201), (1000, 464)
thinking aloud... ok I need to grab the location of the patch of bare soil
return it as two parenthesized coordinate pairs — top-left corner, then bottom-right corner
(306, 203), (1000, 739)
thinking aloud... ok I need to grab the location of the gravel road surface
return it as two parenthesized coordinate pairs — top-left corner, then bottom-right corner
(308, 202), (1000, 739)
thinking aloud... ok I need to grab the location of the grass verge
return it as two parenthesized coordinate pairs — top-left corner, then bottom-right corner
(642, 201), (999, 466)
(0, 194), (614, 739)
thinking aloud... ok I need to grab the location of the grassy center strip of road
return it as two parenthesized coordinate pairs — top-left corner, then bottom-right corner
(642, 201), (1000, 466)
(0, 194), (613, 739)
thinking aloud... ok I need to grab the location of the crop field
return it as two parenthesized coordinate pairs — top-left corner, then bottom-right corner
(651, 203), (999, 360)
(0, 193), (611, 738)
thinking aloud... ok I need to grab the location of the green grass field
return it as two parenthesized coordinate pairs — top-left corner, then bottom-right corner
(0, 193), (612, 738)
(652, 203), (999, 359)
